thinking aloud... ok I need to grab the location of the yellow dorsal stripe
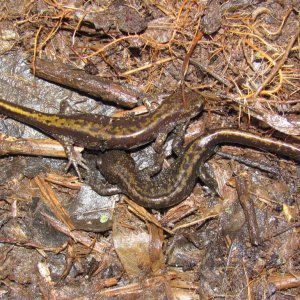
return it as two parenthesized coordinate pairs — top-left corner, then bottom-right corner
(0, 100), (111, 138)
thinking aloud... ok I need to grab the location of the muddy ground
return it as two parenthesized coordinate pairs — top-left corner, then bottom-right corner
(0, 0), (299, 299)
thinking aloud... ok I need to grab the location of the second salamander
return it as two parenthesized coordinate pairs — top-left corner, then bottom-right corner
(95, 129), (300, 209)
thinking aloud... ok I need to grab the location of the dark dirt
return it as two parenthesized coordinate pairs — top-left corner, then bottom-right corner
(0, 0), (299, 299)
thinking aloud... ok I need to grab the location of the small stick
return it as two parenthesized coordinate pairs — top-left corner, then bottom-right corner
(184, 56), (234, 88)
(34, 175), (76, 230)
(254, 26), (300, 97)
(0, 134), (83, 158)
(235, 174), (261, 246)
(124, 197), (173, 235)
(264, 221), (300, 241)
(31, 57), (151, 108)
(41, 212), (111, 254)
(181, 31), (204, 107)
(268, 271), (300, 290)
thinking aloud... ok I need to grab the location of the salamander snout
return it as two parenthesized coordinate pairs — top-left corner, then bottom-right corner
(186, 93), (204, 118)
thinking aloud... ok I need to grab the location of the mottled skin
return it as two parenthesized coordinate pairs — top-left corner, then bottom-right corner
(96, 129), (300, 209)
(0, 91), (204, 178)
(0, 91), (204, 150)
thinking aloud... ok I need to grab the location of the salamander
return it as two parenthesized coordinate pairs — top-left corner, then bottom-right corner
(95, 129), (300, 209)
(0, 91), (204, 178)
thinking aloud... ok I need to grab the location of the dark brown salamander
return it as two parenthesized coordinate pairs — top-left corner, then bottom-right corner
(0, 91), (204, 178)
(95, 129), (300, 209)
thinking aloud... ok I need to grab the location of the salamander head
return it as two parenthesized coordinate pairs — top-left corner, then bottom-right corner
(97, 150), (135, 184)
(164, 90), (204, 119)
(185, 92), (205, 118)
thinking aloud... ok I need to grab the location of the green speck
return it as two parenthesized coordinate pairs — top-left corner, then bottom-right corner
(100, 214), (109, 223)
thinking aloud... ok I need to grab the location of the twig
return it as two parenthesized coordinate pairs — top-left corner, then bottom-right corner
(0, 134), (82, 158)
(268, 271), (300, 290)
(120, 57), (172, 76)
(0, 235), (63, 252)
(42, 212), (111, 253)
(32, 25), (43, 75)
(185, 56), (234, 88)
(264, 221), (300, 241)
(124, 197), (173, 235)
(254, 25), (300, 97)
(172, 214), (218, 232)
(181, 30), (203, 106)
(35, 175), (76, 230)
(235, 174), (261, 246)
(32, 57), (147, 108)
(260, 7), (293, 36)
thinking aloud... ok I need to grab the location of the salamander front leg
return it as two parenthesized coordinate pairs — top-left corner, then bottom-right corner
(146, 132), (168, 176)
(172, 121), (189, 156)
(153, 132), (168, 153)
(148, 122), (190, 176)
(198, 163), (219, 194)
(197, 147), (219, 193)
(142, 96), (159, 112)
(64, 145), (88, 181)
